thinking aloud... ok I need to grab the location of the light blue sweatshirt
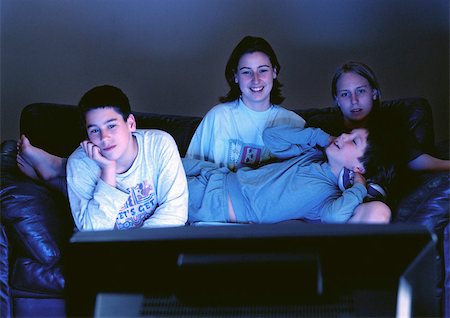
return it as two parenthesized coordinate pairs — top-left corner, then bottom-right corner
(226, 126), (367, 223)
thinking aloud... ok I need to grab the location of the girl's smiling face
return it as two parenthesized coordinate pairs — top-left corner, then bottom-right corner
(235, 51), (277, 111)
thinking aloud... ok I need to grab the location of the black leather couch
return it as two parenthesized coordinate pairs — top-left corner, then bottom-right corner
(1, 98), (449, 317)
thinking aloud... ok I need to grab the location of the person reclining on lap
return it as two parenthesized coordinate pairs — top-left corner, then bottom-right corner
(184, 125), (393, 224)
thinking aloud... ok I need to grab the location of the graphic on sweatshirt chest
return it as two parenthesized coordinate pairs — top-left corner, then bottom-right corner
(115, 180), (157, 230)
(228, 139), (269, 171)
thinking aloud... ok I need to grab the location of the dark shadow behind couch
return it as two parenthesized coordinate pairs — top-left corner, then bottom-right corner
(1, 98), (449, 317)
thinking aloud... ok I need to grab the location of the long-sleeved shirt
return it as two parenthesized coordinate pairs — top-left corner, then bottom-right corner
(185, 126), (367, 224)
(185, 99), (305, 171)
(67, 129), (188, 231)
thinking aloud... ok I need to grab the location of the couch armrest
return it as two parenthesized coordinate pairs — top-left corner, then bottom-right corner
(1, 140), (74, 295)
(1, 140), (73, 295)
(394, 171), (449, 236)
(1, 141), (74, 266)
(444, 224), (450, 317)
(0, 223), (12, 318)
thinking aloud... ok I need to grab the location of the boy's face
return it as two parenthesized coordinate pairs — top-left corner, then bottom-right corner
(325, 128), (368, 174)
(85, 107), (136, 163)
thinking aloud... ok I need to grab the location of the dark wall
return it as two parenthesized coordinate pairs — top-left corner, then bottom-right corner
(1, 0), (448, 142)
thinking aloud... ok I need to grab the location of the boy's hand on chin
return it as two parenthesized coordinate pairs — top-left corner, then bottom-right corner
(81, 140), (115, 170)
(353, 172), (367, 188)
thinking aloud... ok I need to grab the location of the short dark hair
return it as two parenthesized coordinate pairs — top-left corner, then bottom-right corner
(331, 61), (381, 109)
(78, 85), (132, 123)
(358, 128), (395, 191)
(219, 36), (284, 104)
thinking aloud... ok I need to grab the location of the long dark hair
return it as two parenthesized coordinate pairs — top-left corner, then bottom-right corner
(219, 36), (284, 104)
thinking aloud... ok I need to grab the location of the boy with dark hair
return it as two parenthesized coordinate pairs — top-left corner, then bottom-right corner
(185, 125), (392, 224)
(66, 85), (188, 230)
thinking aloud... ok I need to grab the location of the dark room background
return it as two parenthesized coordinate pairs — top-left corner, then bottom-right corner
(1, 0), (449, 142)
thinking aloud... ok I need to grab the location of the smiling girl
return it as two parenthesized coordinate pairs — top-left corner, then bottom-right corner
(185, 36), (305, 171)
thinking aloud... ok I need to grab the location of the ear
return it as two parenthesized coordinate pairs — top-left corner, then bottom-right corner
(335, 98), (341, 108)
(273, 68), (277, 79)
(127, 114), (137, 132)
(234, 73), (238, 84)
(372, 89), (378, 100)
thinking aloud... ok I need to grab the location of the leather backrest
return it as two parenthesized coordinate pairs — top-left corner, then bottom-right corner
(19, 103), (202, 158)
(19, 97), (434, 159)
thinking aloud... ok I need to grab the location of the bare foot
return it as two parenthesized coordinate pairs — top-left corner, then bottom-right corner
(16, 152), (40, 180)
(17, 135), (66, 181)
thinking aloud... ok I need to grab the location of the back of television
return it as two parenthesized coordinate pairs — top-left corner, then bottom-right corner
(65, 223), (438, 317)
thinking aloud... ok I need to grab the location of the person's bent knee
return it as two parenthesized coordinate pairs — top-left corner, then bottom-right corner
(349, 201), (391, 224)
(369, 201), (391, 224)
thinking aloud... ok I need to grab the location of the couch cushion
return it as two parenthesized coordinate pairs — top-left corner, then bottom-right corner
(13, 297), (65, 318)
(136, 112), (201, 157)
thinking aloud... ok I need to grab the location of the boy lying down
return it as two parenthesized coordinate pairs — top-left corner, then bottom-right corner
(184, 125), (391, 224)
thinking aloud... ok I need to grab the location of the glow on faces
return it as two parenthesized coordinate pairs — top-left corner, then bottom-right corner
(335, 72), (377, 123)
(325, 128), (368, 175)
(85, 107), (137, 171)
(234, 51), (277, 111)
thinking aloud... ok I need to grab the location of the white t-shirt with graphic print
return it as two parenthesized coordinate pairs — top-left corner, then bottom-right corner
(185, 99), (306, 171)
(67, 129), (188, 231)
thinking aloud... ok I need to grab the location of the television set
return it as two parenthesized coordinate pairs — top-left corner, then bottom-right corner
(65, 223), (438, 317)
